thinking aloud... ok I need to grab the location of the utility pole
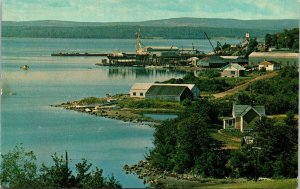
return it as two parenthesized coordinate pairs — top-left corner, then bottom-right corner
(65, 150), (68, 169)
(252, 146), (262, 181)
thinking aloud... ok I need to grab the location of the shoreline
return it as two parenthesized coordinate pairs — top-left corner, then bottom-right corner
(51, 95), (181, 125)
(123, 160), (297, 188)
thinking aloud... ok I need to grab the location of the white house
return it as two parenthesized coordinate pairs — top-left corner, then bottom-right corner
(221, 63), (246, 78)
(258, 60), (281, 71)
(223, 105), (266, 132)
(130, 83), (200, 98)
(130, 83), (153, 98)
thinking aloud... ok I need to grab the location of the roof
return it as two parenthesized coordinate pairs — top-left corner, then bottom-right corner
(220, 56), (239, 60)
(253, 106), (266, 116)
(153, 83), (197, 91)
(145, 46), (179, 51)
(259, 60), (280, 66)
(131, 83), (197, 91)
(233, 105), (266, 117)
(146, 85), (188, 96)
(130, 83), (153, 91)
(249, 52), (299, 58)
(187, 57), (199, 61)
(198, 56), (227, 66)
(222, 63), (246, 71)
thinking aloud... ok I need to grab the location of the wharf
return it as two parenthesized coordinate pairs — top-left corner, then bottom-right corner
(51, 52), (108, 56)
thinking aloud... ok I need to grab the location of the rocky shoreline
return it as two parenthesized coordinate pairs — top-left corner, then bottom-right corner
(123, 160), (247, 188)
(51, 95), (180, 125)
(52, 102), (156, 124)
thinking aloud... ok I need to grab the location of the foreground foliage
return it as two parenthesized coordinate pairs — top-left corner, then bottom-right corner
(0, 146), (122, 188)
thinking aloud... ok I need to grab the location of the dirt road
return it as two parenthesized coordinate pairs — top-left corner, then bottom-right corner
(212, 72), (278, 99)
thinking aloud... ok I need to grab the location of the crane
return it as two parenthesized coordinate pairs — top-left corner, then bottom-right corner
(204, 32), (216, 54)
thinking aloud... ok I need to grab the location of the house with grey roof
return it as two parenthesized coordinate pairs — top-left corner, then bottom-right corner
(130, 83), (200, 98)
(220, 63), (246, 78)
(223, 105), (266, 132)
(145, 85), (193, 102)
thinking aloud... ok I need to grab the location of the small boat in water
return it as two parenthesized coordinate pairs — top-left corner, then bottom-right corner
(20, 65), (29, 70)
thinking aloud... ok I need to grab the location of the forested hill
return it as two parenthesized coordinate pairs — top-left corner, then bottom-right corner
(3, 18), (298, 39)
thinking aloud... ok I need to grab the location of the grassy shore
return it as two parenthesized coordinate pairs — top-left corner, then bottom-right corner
(53, 95), (183, 123)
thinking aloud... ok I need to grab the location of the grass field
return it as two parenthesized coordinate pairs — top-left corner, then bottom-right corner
(203, 178), (297, 189)
(159, 177), (297, 189)
(210, 129), (242, 149)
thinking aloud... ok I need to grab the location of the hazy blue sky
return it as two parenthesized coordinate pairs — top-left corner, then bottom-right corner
(3, 0), (299, 22)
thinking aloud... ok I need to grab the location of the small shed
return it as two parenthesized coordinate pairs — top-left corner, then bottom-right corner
(145, 85), (193, 101)
(223, 105), (266, 132)
(221, 63), (246, 78)
(258, 60), (281, 71)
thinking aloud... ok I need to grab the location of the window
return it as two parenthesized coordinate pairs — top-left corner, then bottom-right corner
(133, 92), (136, 96)
(140, 92), (143, 96)
(230, 71), (235, 75)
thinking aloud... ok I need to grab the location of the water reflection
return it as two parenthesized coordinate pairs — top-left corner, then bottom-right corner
(107, 67), (186, 79)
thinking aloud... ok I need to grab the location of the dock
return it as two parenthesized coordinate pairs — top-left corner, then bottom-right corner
(51, 52), (108, 56)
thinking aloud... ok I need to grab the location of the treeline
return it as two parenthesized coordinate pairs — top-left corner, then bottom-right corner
(148, 66), (298, 179)
(162, 70), (245, 93)
(3, 25), (279, 39)
(265, 28), (299, 49)
(0, 146), (122, 188)
(235, 66), (298, 114)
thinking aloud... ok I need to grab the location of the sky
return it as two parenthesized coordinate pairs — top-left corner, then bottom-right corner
(2, 0), (299, 22)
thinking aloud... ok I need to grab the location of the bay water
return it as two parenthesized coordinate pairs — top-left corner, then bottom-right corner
(1, 37), (240, 187)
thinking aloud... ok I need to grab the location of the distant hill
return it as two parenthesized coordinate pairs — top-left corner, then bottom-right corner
(2, 18), (298, 39)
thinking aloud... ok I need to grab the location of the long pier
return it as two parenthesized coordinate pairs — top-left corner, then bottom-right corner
(51, 52), (108, 56)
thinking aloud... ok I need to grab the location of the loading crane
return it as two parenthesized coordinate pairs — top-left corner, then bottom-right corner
(204, 32), (216, 54)
(204, 32), (223, 54)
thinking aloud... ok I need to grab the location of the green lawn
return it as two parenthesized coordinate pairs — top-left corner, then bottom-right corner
(203, 178), (297, 189)
(210, 129), (242, 149)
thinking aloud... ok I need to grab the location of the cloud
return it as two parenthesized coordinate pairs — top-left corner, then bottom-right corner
(3, 0), (299, 22)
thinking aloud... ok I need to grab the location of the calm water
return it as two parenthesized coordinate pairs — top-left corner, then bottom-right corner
(1, 37), (241, 187)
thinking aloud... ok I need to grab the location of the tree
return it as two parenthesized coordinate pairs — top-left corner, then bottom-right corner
(149, 99), (224, 175)
(228, 117), (298, 178)
(0, 145), (39, 188)
(1, 146), (122, 188)
(39, 153), (75, 188)
(245, 38), (258, 58)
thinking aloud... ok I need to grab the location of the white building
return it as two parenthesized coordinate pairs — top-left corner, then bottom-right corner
(258, 60), (281, 71)
(130, 83), (200, 98)
(220, 63), (246, 78)
(130, 83), (153, 98)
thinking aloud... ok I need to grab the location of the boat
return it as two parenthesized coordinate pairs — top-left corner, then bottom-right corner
(20, 65), (29, 70)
